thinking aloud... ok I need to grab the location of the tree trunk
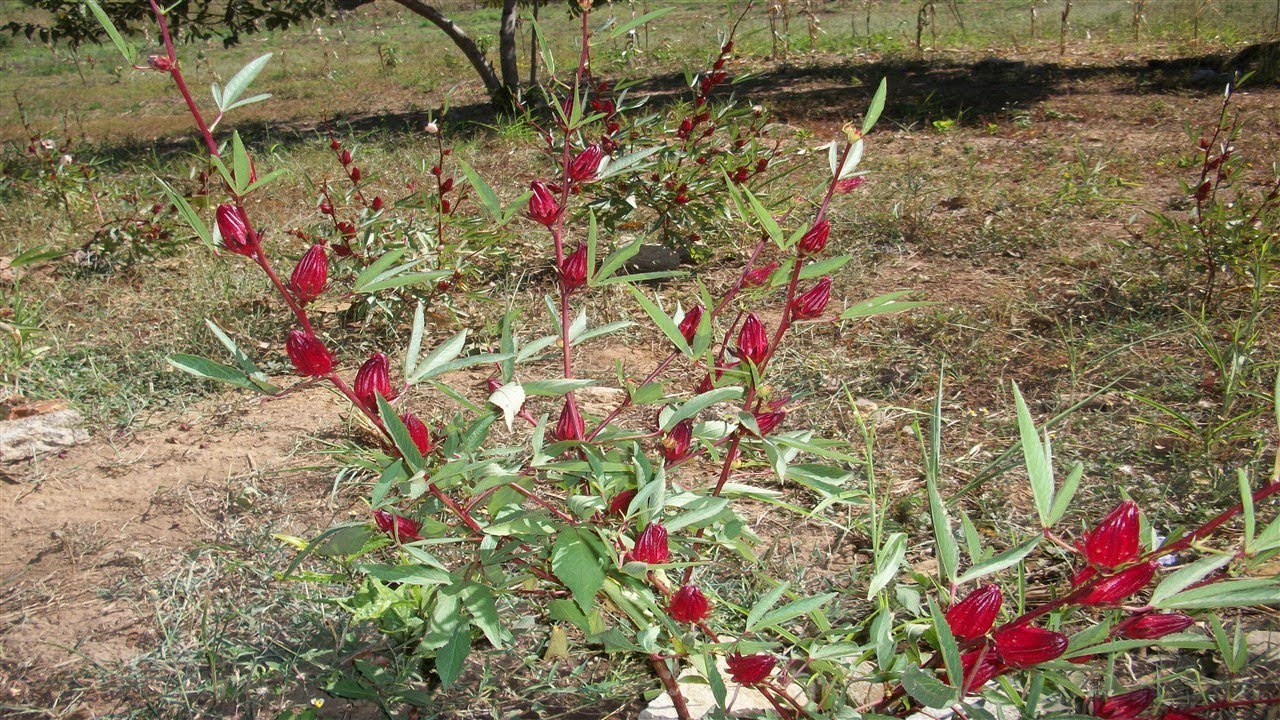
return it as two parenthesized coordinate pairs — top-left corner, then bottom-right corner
(389, 0), (512, 107)
(498, 0), (521, 93)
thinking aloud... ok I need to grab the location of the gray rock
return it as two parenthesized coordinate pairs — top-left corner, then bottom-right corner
(0, 408), (89, 462)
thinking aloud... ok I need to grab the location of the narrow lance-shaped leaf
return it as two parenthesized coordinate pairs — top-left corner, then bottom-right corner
(217, 53), (273, 111)
(1013, 382), (1054, 528)
(862, 77), (889, 135)
(85, 0), (136, 64)
(840, 291), (934, 320)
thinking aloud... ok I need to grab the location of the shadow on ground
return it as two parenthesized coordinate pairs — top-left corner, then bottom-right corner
(79, 44), (1271, 168)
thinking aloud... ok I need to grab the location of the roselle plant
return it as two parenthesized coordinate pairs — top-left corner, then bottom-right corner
(89, 2), (1280, 718)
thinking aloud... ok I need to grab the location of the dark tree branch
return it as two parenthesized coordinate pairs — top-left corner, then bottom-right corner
(390, 0), (508, 104)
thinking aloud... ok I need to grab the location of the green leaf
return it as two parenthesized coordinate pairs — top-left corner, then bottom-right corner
(157, 178), (212, 246)
(205, 318), (277, 391)
(663, 496), (730, 532)
(230, 131), (252, 194)
(798, 254), (853, 281)
(358, 564), (451, 586)
(839, 291), (933, 320)
(85, 0), (135, 64)
(747, 592), (837, 632)
(1048, 462), (1084, 526)
(901, 664), (958, 709)
(660, 387), (743, 431)
(746, 582), (790, 631)
(608, 6), (676, 39)
(927, 374), (957, 584)
(1013, 383), (1054, 528)
(460, 582), (506, 649)
(1149, 554), (1233, 606)
(217, 53), (272, 111)
(862, 77), (889, 134)
(571, 319), (635, 346)
(744, 188), (783, 246)
(458, 159), (502, 221)
(167, 354), (268, 393)
(1240, 469), (1256, 547)
(435, 622), (471, 689)
(868, 532), (906, 598)
(628, 287), (691, 356)
(552, 528), (606, 614)
(370, 460), (404, 508)
(928, 598), (963, 694)
(630, 382), (665, 405)
(955, 537), (1041, 584)
(404, 302), (427, 380)
(1155, 579), (1280, 610)
(408, 330), (466, 384)
(591, 236), (643, 286)
(377, 395), (425, 470)
(521, 379), (598, 396)
(595, 145), (661, 181)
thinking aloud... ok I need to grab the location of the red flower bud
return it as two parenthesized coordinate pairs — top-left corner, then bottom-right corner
(834, 176), (865, 194)
(441, 198), (452, 214)
(373, 509), (423, 542)
(527, 180), (561, 226)
(568, 144), (605, 183)
(696, 361), (739, 394)
(289, 244), (328, 303)
(216, 204), (256, 256)
(1082, 500), (1141, 570)
(285, 329), (332, 377)
(146, 54), (174, 72)
(743, 260), (779, 288)
(752, 410), (786, 437)
(726, 653), (776, 685)
(330, 138), (342, 151)
(1116, 612), (1195, 640)
(340, 149), (352, 165)
(668, 585), (711, 623)
(677, 117), (694, 139)
(400, 412), (434, 456)
(993, 624), (1068, 668)
(736, 313), (769, 365)
(677, 304), (704, 345)
(337, 221), (356, 239)
(661, 419), (694, 464)
(349, 166), (362, 183)
(1079, 561), (1157, 606)
(370, 196), (384, 211)
(629, 522), (669, 564)
(553, 399), (585, 442)
(945, 584), (1003, 641)
(319, 200), (334, 215)
(441, 177), (455, 193)
(721, 40), (734, 54)
(1088, 689), (1156, 720)
(797, 218), (831, 256)
(607, 489), (637, 517)
(354, 352), (396, 408)
(560, 243), (589, 292)
(791, 276), (833, 320)
(756, 158), (769, 173)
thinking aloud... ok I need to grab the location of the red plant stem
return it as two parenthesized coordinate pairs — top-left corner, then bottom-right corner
(1145, 479), (1280, 560)
(649, 653), (693, 720)
(148, 0), (218, 158)
(252, 249), (315, 336)
(509, 483), (577, 524)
